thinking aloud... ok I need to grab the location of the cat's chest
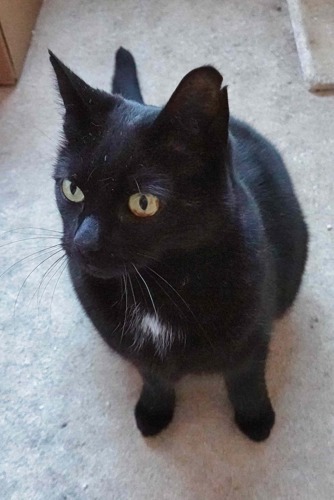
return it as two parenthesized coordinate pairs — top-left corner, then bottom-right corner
(129, 309), (181, 358)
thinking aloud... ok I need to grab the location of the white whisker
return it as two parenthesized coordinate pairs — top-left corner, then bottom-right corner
(0, 244), (62, 280)
(27, 253), (65, 310)
(0, 236), (60, 250)
(146, 266), (213, 349)
(132, 264), (157, 316)
(1, 227), (62, 235)
(121, 273), (129, 340)
(145, 268), (185, 319)
(50, 258), (68, 319)
(128, 271), (137, 311)
(147, 266), (191, 313)
(38, 254), (67, 312)
(14, 248), (64, 322)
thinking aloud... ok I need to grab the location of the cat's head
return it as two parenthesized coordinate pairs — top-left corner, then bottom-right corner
(50, 51), (230, 279)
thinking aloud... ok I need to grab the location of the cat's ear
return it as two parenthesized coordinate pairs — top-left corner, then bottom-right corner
(156, 66), (229, 148)
(49, 50), (114, 135)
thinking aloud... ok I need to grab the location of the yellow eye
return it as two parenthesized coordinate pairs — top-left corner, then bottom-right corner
(62, 179), (85, 203)
(128, 193), (160, 217)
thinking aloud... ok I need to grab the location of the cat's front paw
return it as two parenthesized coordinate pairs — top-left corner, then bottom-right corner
(235, 405), (275, 442)
(135, 400), (174, 437)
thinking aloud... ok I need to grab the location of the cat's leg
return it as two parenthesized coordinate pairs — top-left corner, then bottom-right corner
(224, 344), (275, 442)
(135, 374), (176, 437)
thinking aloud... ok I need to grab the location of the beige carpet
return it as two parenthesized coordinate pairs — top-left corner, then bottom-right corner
(1, 0), (333, 498)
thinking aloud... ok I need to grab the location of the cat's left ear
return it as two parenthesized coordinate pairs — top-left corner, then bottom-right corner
(155, 66), (229, 149)
(49, 50), (114, 134)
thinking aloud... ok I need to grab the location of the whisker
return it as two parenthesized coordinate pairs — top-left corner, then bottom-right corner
(121, 272), (129, 340)
(37, 254), (67, 312)
(27, 253), (65, 311)
(136, 251), (160, 263)
(134, 178), (141, 194)
(146, 266), (214, 349)
(0, 244), (62, 280)
(0, 236), (60, 250)
(128, 272), (137, 312)
(146, 267), (192, 313)
(97, 176), (115, 183)
(132, 264), (157, 316)
(111, 298), (121, 309)
(13, 248), (64, 322)
(132, 268), (143, 294)
(49, 258), (68, 320)
(1, 227), (62, 235)
(136, 252), (175, 273)
(87, 163), (100, 182)
(30, 123), (55, 145)
(145, 268), (186, 320)
(109, 321), (122, 338)
(119, 275), (126, 302)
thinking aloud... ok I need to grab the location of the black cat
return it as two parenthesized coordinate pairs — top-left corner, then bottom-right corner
(50, 47), (308, 442)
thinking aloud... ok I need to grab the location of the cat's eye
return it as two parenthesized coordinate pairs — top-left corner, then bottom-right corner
(128, 193), (159, 217)
(62, 179), (85, 203)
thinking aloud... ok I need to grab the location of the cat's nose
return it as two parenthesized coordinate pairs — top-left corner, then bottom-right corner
(74, 216), (100, 255)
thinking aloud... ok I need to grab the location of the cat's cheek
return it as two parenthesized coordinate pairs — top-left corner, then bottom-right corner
(60, 232), (74, 255)
(60, 216), (82, 257)
(57, 199), (83, 229)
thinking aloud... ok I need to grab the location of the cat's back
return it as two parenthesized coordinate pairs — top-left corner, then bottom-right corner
(229, 117), (308, 316)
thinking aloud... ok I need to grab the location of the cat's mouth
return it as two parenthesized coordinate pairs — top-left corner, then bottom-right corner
(68, 248), (129, 279)
(84, 262), (126, 279)
(65, 241), (149, 280)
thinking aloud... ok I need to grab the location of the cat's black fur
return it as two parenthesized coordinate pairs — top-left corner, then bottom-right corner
(50, 47), (308, 441)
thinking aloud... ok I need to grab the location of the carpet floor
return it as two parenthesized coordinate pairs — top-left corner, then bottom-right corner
(1, 1), (333, 498)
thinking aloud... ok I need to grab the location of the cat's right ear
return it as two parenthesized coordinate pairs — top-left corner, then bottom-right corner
(49, 50), (114, 135)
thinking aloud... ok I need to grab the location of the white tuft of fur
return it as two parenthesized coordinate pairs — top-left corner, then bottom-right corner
(129, 310), (181, 358)
(141, 314), (164, 338)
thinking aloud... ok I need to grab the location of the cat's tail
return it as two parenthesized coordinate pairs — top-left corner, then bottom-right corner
(112, 47), (144, 104)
